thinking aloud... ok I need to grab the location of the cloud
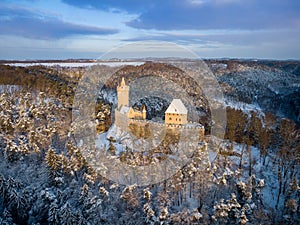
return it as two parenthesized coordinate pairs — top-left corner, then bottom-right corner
(127, 0), (300, 30)
(61, 0), (154, 13)
(62, 0), (300, 30)
(188, 0), (242, 6)
(122, 28), (300, 49)
(0, 6), (118, 39)
(120, 29), (300, 59)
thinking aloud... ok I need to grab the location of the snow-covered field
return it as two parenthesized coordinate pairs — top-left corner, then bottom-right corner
(223, 98), (264, 116)
(4, 61), (144, 68)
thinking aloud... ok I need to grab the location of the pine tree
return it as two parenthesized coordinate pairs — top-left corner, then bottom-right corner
(48, 202), (59, 225)
(45, 148), (60, 171)
(0, 208), (14, 225)
(107, 137), (116, 155)
(59, 202), (77, 225)
(143, 203), (156, 224)
(258, 127), (269, 166)
(159, 207), (169, 223)
(79, 183), (89, 205)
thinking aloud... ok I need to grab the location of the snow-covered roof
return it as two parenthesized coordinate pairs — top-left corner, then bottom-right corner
(119, 105), (130, 114)
(165, 99), (187, 114)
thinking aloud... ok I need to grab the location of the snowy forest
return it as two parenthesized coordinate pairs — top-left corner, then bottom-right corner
(0, 60), (299, 225)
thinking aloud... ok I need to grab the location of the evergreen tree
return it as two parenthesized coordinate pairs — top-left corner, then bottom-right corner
(48, 202), (59, 225)
(0, 208), (14, 225)
(59, 202), (77, 225)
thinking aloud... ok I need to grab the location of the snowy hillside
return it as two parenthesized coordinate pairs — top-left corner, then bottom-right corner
(0, 61), (299, 224)
(207, 60), (300, 124)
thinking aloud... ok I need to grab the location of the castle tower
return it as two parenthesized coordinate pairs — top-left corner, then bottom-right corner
(117, 77), (129, 109)
(142, 105), (147, 120)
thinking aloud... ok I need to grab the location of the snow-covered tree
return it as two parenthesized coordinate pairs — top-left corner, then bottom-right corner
(48, 202), (59, 225)
(59, 202), (78, 225)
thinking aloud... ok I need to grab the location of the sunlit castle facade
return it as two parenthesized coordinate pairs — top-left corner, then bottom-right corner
(165, 99), (188, 125)
(116, 77), (188, 125)
(114, 78), (204, 138)
(117, 77), (129, 109)
(116, 77), (146, 121)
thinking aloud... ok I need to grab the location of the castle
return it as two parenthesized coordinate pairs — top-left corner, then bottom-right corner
(116, 77), (188, 125)
(114, 77), (204, 136)
(117, 77), (147, 121)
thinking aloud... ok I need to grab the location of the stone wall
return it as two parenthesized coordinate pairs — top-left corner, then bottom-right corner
(115, 109), (205, 138)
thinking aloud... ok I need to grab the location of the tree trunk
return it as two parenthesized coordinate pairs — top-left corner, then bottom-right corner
(248, 145), (252, 177)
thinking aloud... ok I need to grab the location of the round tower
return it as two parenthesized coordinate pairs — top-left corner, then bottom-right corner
(117, 77), (129, 109)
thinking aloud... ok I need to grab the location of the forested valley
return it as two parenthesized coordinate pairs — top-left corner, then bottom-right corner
(0, 61), (299, 224)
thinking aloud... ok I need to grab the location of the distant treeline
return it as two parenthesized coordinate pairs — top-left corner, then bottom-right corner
(0, 65), (75, 99)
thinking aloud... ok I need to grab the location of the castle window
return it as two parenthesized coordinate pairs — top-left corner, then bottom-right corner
(169, 117), (172, 120)
(179, 118), (181, 122)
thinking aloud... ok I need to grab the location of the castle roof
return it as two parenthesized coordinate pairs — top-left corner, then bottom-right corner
(120, 77), (127, 87)
(165, 99), (187, 114)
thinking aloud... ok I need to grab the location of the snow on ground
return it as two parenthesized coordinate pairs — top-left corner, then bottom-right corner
(208, 151), (217, 163)
(96, 125), (134, 155)
(95, 131), (125, 155)
(95, 132), (109, 149)
(5, 61), (144, 68)
(223, 98), (264, 116)
(99, 88), (117, 105)
(0, 85), (22, 93)
(208, 140), (282, 210)
(97, 121), (283, 212)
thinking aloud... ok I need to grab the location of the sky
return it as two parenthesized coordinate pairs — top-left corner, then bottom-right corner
(0, 0), (299, 60)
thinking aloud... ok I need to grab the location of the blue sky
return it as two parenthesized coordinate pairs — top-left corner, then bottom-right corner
(0, 0), (299, 60)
